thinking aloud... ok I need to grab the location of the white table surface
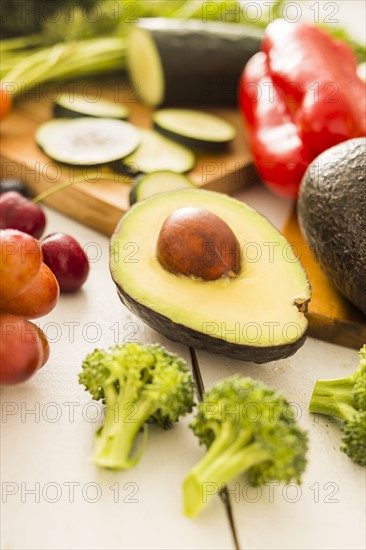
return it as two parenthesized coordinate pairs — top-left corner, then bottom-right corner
(1, 2), (365, 549)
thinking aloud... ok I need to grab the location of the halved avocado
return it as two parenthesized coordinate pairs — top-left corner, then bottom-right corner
(110, 189), (311, 363)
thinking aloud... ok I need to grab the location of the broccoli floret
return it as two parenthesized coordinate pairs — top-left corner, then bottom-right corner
(309, 345), (366, 466)
(183, 375), (308, 518)
(79, 342), (195, 470)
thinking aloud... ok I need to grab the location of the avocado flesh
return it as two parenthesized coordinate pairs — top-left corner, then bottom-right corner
(298, 138), (366, 315)
(110, 189), (311, 362)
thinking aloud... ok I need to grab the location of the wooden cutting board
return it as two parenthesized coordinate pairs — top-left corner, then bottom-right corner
(1, 80), (365, 349)
(0, 80), (258, 235)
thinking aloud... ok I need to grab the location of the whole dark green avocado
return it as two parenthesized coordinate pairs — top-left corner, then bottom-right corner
(298, 138), (366, 314)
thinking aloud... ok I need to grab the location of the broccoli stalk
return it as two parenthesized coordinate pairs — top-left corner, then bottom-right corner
(79, 343), (195, 470)
(309, 345), (366, 467)
(309, 377), (358, 420)
(183, 375), (308, 518)
(91, 376), (156, 470)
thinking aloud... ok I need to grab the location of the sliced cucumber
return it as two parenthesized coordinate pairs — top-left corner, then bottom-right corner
(129, 171), (196, 205)
(54, 93), (130, 119)
(153, 109), (236, 150)
(120, 128), (195, 175)
(35, 118), (140, 166)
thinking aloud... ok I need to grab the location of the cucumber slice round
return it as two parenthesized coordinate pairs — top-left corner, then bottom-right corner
(153, 109), (236, 150)
(35, 118), (140, 166)
(54, 93), (130, 119)
(120, 129), (195, 175)
(129, 171), (196, 205)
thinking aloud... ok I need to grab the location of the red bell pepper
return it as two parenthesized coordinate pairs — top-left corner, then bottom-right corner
(239, 19), (366, 198)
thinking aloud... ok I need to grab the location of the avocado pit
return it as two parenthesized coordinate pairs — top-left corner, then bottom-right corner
(156, 207), (241, 281)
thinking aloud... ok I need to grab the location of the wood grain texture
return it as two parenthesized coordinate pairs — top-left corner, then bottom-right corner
(0, 80), (256, 236)
(283, 207), (366, 349)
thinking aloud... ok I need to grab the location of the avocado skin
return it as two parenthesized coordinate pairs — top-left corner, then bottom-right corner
(115, 286), (307, 364)
(298, 138), (366, 314)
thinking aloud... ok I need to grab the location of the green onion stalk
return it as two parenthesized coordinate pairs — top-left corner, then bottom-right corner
(1, 37), (127, 98)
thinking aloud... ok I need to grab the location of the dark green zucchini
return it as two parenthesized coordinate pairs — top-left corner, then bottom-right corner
(153, 109), (236, 150)
(127, 18), (263, 107)
(119, 128), (195, 175)
(129, 171), (196, 205)
(54, 93), (130, 119)
(35, 118), (140, 166)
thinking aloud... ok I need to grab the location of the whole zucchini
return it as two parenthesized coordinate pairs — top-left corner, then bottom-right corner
(127, 18), (263, 107)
